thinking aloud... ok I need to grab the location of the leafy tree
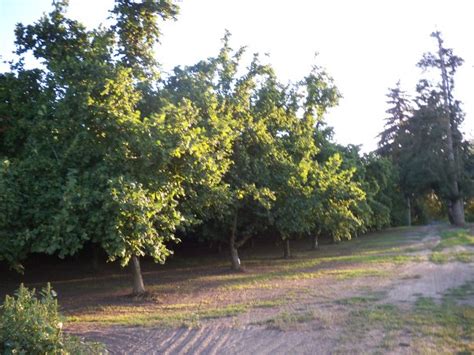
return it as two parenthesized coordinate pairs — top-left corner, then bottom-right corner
(161, 37), (352, 265)
(143, 33), (277, 271)
(361, 153), (401, 229)
(310, 153), (366, 248)
(334, 146), (397, 234)
(256, 61), (369, 254)
(0, 1), (231, 295)
(111, 0), (178, 80)
(267, 63), (343, 257)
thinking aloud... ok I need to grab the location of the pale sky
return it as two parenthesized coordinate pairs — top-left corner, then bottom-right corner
(1, 0), (473, 152)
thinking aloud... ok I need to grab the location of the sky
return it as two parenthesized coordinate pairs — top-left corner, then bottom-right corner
(1, 0), (473, 152)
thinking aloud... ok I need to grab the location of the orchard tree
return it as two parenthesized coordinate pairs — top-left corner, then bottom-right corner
(161, 34), (278, 271)
(311, 153), (365, 248)
(332, 145), (397, 234)
(259, 75), (318, 259)
(268, 62), (344, 257)
(111, 0), (178, 79)
(0, 0), (231, 295)
(361, 153), (400, 229)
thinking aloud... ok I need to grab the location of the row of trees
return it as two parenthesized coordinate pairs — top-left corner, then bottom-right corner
(378, 32), (473, 226)
(1, 2), (471, 295)
(0, 1), (397, 294)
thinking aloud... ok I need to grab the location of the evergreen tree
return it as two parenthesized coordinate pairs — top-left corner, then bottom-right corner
(377, 32), (471, 226)
(417, 31), (465, 225)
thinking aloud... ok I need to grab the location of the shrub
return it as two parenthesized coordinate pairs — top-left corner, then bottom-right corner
(0, 283), (104, 354)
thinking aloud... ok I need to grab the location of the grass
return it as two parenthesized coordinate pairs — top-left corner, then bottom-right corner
(336, 292), (385, 305)
(62, 226), (430, 327)
(66, 270), (385, 326)
(64, 335), (106, 355)
(429, 228), (474, 264)
(408, 295), (474, 353)
(252, 299), (287, 308)
(337, 281), (474, 353)
(430, 250), (474, 264)
(217, 252), (421, 291)
(68, 297), (289, 327)
(143, 247), (416, 294)
(434, 229), (474, 251)
(216, 266), (391, 292)
(188, 252), (412, 293)
(428, 228), (474, 264)
(69, 302), (248, 327)
(455, 252), (474, 263)
(26, 224), (470, 354)
(256, 310), (316, 330)
(48, 223), (472, 352)
(430, 251), (450, 264)
(3, 224), (472, 355)
(444, 280), (474, 301)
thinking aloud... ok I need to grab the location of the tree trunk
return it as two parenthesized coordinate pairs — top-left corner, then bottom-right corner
(131, 255), (146, 295)
(450, 198), (465, 226)
(434, 32), (465, 226)
(283, 239), (291, 259)
(406, 196), (412, 227)
(230, 244), (241, 271)
(447, 202), (454, 225)
(91, 244), (99, 272)
(229, 214), (242, 271)
(312, 235), (319, 250)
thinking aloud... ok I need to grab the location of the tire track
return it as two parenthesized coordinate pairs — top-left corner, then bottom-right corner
(79, 325), (337, 354)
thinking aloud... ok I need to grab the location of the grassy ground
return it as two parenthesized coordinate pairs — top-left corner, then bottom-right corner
(430, 228), (474, 263)
(62, 227), (428, 326)
(1, 224), (473, 353)
(335, 281), (474, 353)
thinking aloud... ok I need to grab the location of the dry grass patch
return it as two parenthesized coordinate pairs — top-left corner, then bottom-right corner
(255, 310), (317, 330)
(336, 281), (474, 353)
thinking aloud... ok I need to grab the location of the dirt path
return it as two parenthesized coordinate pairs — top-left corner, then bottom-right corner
(387, 261), (474, 303)
(73, 325), (341, 354)
(387, 226), (474, 303)
(69, 225), (474, 354)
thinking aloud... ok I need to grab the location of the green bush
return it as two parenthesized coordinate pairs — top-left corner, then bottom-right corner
(0, 283), (105, 354)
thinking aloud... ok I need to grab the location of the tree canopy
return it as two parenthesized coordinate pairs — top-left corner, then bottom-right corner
(1, 2), (470, 295)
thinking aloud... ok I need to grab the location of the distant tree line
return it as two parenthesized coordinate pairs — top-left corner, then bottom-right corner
(0, 1), (472, 295)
